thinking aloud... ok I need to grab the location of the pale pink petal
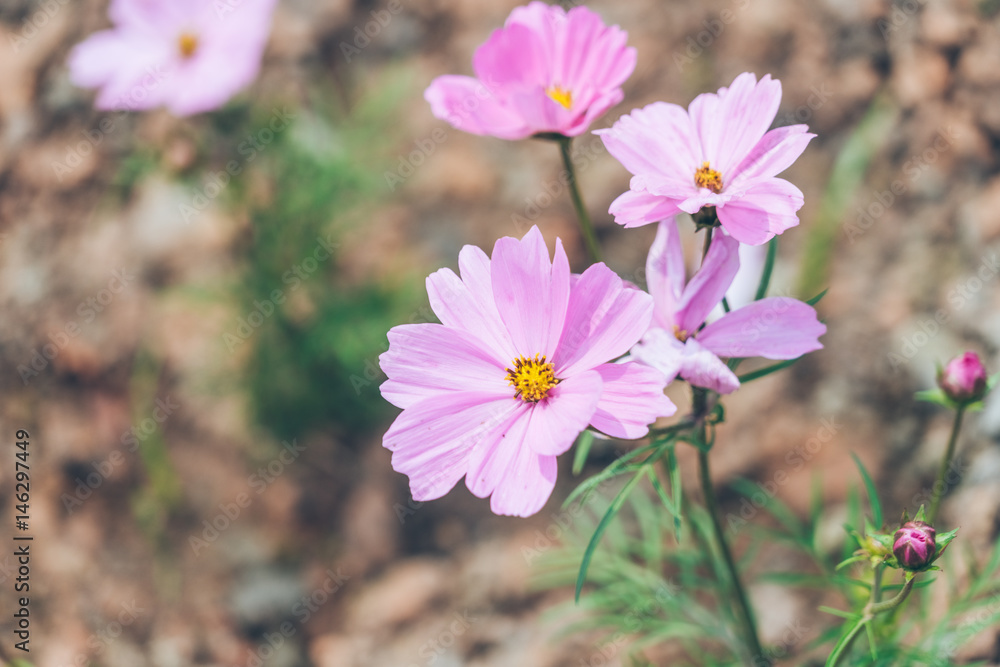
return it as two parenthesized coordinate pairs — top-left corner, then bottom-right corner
(553, 262), (653, 377)
(425, 75), (531, 140)
(385, 392), (523, 501)
(728, 125), (815, 187)
(590, 362), (676, 439)
(675, 232), (740, 334)
(677, 339), (741, 394)
(596, 101), (701, 183)
(698, 298), (826, 359)
(716, 178), (804, 245)
(427, 252), (518, 363)
(379, 323), (508, 409)
(690, 73), (782, 175)
(524, 370), (603, 456)
(628, 327), (687, 385)
(491, 226), (570, 358)
(472, 21), (547, 90)
(607, 189), (683, 229)
(465, 408), (559, 517)
(645, 219), (686, 331)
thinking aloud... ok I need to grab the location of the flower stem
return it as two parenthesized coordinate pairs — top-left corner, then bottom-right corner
(702, 226), (714, 261)
(928, 405), (965, 524)
(693, 388), (765, 663)
(557, 136), (602, 263)
(828, 572), (916, 667)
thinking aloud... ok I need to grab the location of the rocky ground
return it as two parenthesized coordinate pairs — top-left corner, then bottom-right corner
(1, 0), (1000, 665)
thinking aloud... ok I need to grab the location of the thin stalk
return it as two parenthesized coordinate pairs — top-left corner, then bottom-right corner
(928, 405), (965, 523)
(829, 573), (916, 667)
(557, 136), (601, 263)
(693, 387), (765, 662)
(702, 226), (714, 261)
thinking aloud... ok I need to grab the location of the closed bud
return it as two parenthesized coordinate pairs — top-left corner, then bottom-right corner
(893, 520), (936, 570)
(938, 351), (988, 404)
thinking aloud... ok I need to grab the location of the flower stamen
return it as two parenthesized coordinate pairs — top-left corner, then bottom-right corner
(506, 354), (560, 402)
(546, 86), (573, 110)
(673, 325), (690, 342)
(178, 32), (199, 59)
(694, 161), (723, 194)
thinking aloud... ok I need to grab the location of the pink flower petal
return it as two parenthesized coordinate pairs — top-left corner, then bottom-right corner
(379, 323), (508, 409)
(675, 232), (740, 334)
(716, 178), (804, 245)
(596, 101), (701, 183)
(491, 226), (570, 359)
(427, 247), (518, 363)
(628, 327), (687, 385)
(473, 21), (547, 90)
(677, 338), (741, 394)
(729, 125), (815, 188)
(590, 362), (675, 439)
(645, 219), (686, 331)
(524, 370), (603, 456)
(465, 408), (558, 517)
(607, 189), (683, 229)
(690, 72), (782, 175)
(554, 262), (653, 377)
(385, 391), (523, 501)
(697, 298), (826, 360)
(424, 75), (531, 139)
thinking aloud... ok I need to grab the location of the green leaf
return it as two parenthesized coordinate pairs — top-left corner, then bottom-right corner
(866, 621), (879, 661)
(575, 470), (645, 602)
(755, 236), (778, 301)
(737, 358), (800, 384)
(825, 617), (868, 667)
(915, 387), (957, 409)
(934, 527), (960, 559)
(851, 452), (883, 530)
(572, 430), (596, 475)
(835, 554), (869, 571)
(805, 288), (829, 307)
(819, 605), (860, 620)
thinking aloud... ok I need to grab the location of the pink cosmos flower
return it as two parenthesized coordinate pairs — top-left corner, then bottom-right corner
(379, 227), (675, 517)
(424, 2), (636, 140)
(596, 72), (815, 245)
(629, 219), (825, 394)
(69, 0), (276, 116)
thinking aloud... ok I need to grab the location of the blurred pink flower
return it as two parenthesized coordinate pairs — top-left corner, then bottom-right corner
(424, 2), (636, 140)
(596, 72), (814, 244)
(629, 220), (825, 394)
(938, 350), (989, 404)
(69, 0), (276, 116)
(379, 226), (675, 517)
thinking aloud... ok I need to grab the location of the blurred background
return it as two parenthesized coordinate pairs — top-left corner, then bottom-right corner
(1, 0), (999, 664)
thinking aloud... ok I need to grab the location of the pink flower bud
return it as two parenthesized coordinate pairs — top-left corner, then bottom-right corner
(938, 351), (989, 404)
(893, 521), (936, 570)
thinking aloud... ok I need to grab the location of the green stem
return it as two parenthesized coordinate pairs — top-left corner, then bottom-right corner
(693, 388), (765, 663)
(928, 405), (965, 523)
(557, 136), (601, 263)
(828, 573), (916, 667)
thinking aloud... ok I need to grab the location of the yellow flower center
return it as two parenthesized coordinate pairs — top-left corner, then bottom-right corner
(694, 161), (723, 194)
(673, 325), (690, 342)
(178, 32), (199, 59)
(506, 354), (560, 402)
(546, 86), (573, 110)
